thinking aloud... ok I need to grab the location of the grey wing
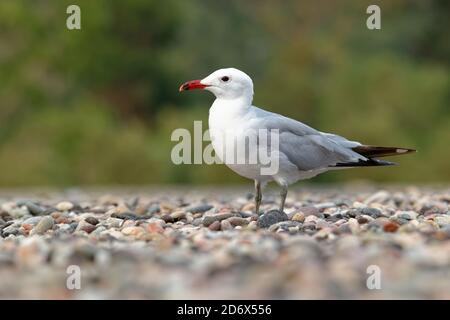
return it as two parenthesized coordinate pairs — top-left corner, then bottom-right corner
(255, 111), (366, 171)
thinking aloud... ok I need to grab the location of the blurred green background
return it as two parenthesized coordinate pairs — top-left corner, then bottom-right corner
(0, 0), (448, 187)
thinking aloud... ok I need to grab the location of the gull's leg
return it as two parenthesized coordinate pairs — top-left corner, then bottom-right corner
(254, 180), (262, 215)
(279, 183), (288, 212)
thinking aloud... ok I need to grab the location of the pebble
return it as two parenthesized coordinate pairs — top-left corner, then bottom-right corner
(188, 204), (214, 214)
(361, 207), (383, 218)
(227, 217), (248, 226)
(76, 220), (97, 234)
(85, 216), (99, 225)
(22, 217), (42, 226)
(18, 201), (45, 216)
(203, 213), (235, 227)
(30, 216), (54, 235)
(434, 215), (450, 227)
(208, 220), (221, 231)
(170, 210), (186, 220)
(292, 212), (305, 222)
(383, 221), (399, 233)
(220, 219), (233, 230)
(56, 201), (74, 212)
(122, 226), (145, 236)
(257, 210), (288, 228)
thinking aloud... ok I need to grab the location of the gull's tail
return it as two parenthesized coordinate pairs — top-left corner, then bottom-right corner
(333, 145), (416, 167)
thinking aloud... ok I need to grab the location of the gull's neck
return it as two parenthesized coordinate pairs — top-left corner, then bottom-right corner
(209, 95), (253, 129)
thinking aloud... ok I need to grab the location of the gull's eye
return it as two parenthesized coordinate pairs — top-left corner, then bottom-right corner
(220, 76), (230, 82)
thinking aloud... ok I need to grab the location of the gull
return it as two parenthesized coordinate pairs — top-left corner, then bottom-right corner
(179, 68), (415, 214)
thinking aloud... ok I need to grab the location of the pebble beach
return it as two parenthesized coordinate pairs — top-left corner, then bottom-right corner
(0, 185), (449, 299)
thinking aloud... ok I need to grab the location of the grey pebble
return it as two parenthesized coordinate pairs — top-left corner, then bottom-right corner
(203, 213), (235, 227)
(22, 216), (42, 226)
(188, 204), (214, 214)
(361, 207), (383, 218)
(2, 224), (20, 237)
(257, 210), (288, 228)
(17, 201), (45, 216)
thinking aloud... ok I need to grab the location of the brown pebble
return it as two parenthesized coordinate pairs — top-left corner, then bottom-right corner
(292, 212), (305, 222)
(85, 217), (99, 225)
(161, 214), (175, 223)
(208, 220), (221, 231)
(383, 221), (399, 233)
(227, 217), (249, 226)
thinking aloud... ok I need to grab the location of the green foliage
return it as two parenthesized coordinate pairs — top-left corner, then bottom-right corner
(0, 0), (448, 186)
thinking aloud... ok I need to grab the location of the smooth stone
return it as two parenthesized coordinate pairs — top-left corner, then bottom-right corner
(220, 219), (233, 230)
(227, 217), (249, 226)
(170, 210), (186, 220)
(30, 216), (54, 235)
(435, 215), (450, 227)
(76, 220), (97, 234)
(361, 207), (383, 218)
(22, 216), (42, 226)
(2, 224), (20, 237)
(121, 226), (145, 236)
(257, 210), (288, 228)
(161, 214), (175, 223)
(208, 220), (221, 231)
(17, 201), (45, 216)
(203, 213), (235, 227)
(188, 204), (214, 214)
(84, 216), (99, 225)
(56, 201), (74, 211)
(292, 212), (305, 223)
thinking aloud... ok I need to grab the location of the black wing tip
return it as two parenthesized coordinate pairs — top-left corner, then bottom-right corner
(332, 158), (397, 168)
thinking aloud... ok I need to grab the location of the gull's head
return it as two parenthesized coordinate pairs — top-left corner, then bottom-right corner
(179, 68), (254, 101)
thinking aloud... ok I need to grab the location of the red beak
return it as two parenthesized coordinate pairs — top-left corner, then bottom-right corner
(179, 79), (209, 92)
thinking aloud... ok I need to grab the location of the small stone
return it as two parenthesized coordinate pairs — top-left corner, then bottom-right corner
(147, 222), (164, 234)
(161, 214), (175, 223)
(121, 226), (145, 236)
(227, 217), (249, 226)
(247, 220), (258, 230)
(56, 201), (74, 212)
(188, 204), (214, 214)
(292, 212), (305, 223)
(220, 219), (233, 230)
(394, 211), (417, 221)
(257, 210), (288, 228)
(203, 213), (235, 227)
(104, 217), (124, 229)
(170, 210), (186, 220)
(30, 216), (54, 235)
(18, 201), (45, 216)
(434, 215), (450, 227)
(76, 220), (96, 234)
(383, 221), (399, 233)
(361, 207), (383, 218)
(2, 224), (20, 237)
(84, 217), (99, 225)
(208, 220), (221, 231)
(22, 216), (42, 226)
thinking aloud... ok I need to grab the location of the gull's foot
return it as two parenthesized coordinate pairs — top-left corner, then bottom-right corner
(257, 209), (288, 228)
